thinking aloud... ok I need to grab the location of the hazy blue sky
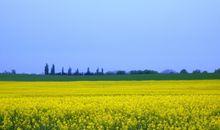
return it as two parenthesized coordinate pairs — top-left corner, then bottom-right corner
(0, 0), (220, 73)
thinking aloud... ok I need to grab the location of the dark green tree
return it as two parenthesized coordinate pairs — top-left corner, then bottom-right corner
(202, 71), (208, 74)
(192, 69), (201, 74)
(85, 67), (91, 75)
(62, 67), (65, 75)
(214, 68), (220, 74)
(68, 67), (72, 75)
(51, 64), (55, 75)
(116, 70), (126, 75)
(130, 70), (144, 74)
(130, 70), (158, 74)
(96, 68), (99, 75)
(101, 68), (104, 75)
(180, 69), (188, 74)
(74, 68), (80, 75)
(11, 69), (16, 75)
(44, 64), (49, 75)
(143, 70), (158, 74)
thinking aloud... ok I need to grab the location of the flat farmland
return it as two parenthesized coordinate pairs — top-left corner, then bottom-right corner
(0, 80), (220, 129)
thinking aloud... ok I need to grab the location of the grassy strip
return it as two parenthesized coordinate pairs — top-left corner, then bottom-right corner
(0, 73), (220, 81)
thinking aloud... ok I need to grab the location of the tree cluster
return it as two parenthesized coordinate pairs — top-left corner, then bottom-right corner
(130, 70), (158, 75)
(44, 64), (220, 76)
(0, 70), (16, 75)
(44, 64), (104, 76)
(2, 65), (220, 75)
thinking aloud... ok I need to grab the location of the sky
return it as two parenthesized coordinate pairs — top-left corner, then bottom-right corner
(0, 0), (220, 74)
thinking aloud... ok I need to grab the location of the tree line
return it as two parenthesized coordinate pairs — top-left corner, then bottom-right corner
(44, 64), (104, 76)
(44, 64), (220, 76)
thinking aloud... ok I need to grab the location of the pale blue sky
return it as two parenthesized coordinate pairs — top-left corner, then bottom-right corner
(0, 0), (220, 73)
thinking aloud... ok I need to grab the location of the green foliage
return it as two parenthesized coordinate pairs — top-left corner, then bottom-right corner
(192, 69), (201, 74)
(68, 67), (72, 75)
(116, 71), (126, 75)
(61, 67), (65, 75)
(215, 68), (220, 74)
(0, 73), (220, 81)
(180, 69), (188, 74)
(50, 64), (55, 75)
(130, 70), (158, 74)
(44, 64), (49, 75)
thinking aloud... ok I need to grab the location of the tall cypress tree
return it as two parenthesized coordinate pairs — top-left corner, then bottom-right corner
(96, 68), (99, 75)
(68, 67), (72, 75)
(44, 64), (49, 75)
(74, 68), (79, 75)
(62, 67), (65, 75)
(101, 68), (104, 75)
(85, 67), (91, 75)
(51, 64), (55, 75)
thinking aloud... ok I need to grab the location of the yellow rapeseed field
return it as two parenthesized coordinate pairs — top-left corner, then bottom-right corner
(0, 80), (220, 129)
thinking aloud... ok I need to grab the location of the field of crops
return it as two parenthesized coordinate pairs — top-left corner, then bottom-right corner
(0, 80), (220, 129)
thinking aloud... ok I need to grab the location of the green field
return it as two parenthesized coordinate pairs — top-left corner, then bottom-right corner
(0, 80), (220, 129)
(1, 73), (220, 81)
